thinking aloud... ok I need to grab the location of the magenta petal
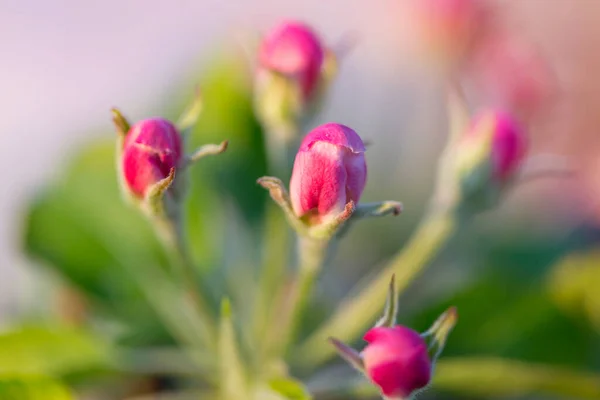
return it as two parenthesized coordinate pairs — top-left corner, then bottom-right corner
(121, 117), (182, 197)
(289, 123), (367, 221)
(122, 146), (169, 197)
(344, 152), (367, 204)
(290, 142), (347, 218)
(367, 358), (431, 398)
(126, 118), (182, 161)
(299, 123), (366, 153)
(362, 326), (432, 398)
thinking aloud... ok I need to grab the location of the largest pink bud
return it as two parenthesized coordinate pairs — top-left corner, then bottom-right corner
(362, 326), (432, 398)
(259, 20), (325, 99)
(121, 118), (182, 198)
(289, 123), (367, 223)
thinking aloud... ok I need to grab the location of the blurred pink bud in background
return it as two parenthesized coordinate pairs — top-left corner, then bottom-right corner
(467, 110), (527, 181)
(259, 20), (325, 100)
(121, 118), (182, 197)
(410, 0), (487, 68)
(362, 326), (432, 398)
(289, 123), (366, 223)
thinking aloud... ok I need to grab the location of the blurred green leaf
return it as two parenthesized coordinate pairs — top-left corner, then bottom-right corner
(0, 375), (74, 400)
(268, 377), (312, 400)
(410, 271), (595, 367)
(548, 249), (600, 333)
(219, 299), (247, 398)
(0, 325), (115, 377)
(23, 141), (173, 345)
(434, 357), (600, 399)
(187, 50), (268, 227)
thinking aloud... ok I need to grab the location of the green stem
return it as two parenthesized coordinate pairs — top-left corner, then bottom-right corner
(152, 212), (216, 349)
(294, 205), (456, 368)
(277, 236), (330, 355)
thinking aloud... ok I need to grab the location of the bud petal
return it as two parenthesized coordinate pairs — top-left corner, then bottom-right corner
(121, 118), (183, 198)
(467, 110), (526, 181)
(362, 326), (432, 398)
(289, 123), (367, 224)
(255, 21), (336, 140)
(453, 110), (526, 211)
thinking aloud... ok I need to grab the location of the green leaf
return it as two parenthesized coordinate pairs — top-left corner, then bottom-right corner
(0, 375), (74, 400)
(219, 299), (247, 399)
(268, 377), (312, 400)
(187, 50), (268, 227)
(0, 325), (114, 377)
(548, 249), (600, 333)
(434, 357), (600, 399)
(410, 271), (593, 367)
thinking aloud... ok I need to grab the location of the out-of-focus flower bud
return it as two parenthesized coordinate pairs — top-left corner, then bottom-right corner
(259, 21), (325, 100)
(255, 21), (335, 140)
(411, 0), (487, 69)
(455, 110), (526, 209)
(362, 326), (432, 399)
(121, 118), (182, 198)
(465, 110), (526, 180)
(289, 123), (367, 224)
(464, 33), (556, 121)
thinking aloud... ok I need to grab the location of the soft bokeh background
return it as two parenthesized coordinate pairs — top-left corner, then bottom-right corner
(3, 0), (600, 399)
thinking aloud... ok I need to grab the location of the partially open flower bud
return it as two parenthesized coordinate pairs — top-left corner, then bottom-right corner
(121, 118), (182, 198)
(289, 123), (366, 224)
(362, 326), (432, 399)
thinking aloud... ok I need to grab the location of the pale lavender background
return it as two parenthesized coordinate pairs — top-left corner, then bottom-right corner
(0, 0), (593, 321)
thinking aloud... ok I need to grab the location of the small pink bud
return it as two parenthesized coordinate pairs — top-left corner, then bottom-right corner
(362, 326), (432, 398)
(289, 123), (367, 223)
(466, 110), (527, 181)
(259, 20), (325, 99)
(121, 118), (182, 197)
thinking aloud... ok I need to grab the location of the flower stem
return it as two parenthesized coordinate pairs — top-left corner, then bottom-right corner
(152, 212), (216, 349)
(294, 205), (456, 368)
(276, 236), (330, 356)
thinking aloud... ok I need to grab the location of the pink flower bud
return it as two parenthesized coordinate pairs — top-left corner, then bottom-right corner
(121, 118), (182, 197)
(259, 20), (325, 99)
(466, 110), (527, 181)
(362, 326), (432, 398)
(289, 123), (366, 222)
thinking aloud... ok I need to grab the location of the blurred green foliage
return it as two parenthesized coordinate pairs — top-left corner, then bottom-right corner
(0, 375), (74, 400)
